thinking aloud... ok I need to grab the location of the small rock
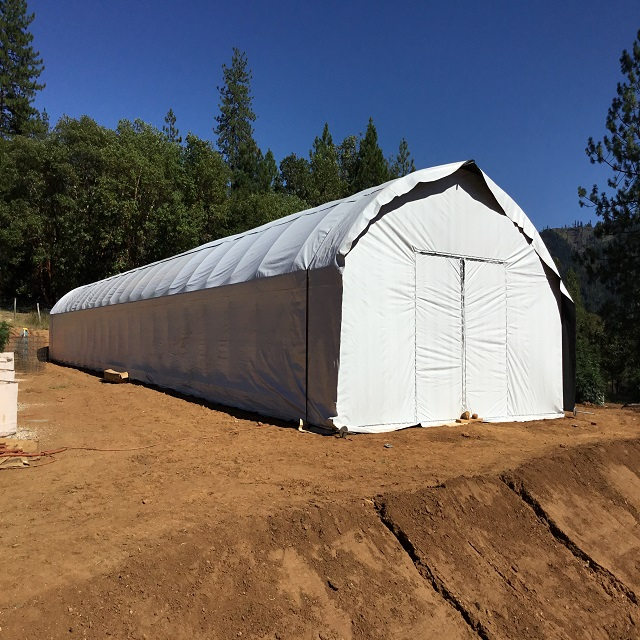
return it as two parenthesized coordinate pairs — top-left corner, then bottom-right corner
(142, 499), (148, 505)
(461, 432), (471, 438)
(327, 578), (340, 591)
(461, 411), (471, 420)
(68, 607), (73, 613)
(572, 423), (579, 428)
(383, 443), (393, 449)
(591, 421), (597, 426)
(471, 413), (478, 419)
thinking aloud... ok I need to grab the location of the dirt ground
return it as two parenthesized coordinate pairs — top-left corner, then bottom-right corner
(1, 350), (639, 639)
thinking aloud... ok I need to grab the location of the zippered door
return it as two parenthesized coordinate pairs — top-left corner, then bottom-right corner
(415, 252), (507, 422)
(415, 254), (463, 422)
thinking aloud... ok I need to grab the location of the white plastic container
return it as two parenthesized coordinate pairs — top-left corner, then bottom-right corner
(0, 380), (18, 437)
(0, 352), (14, 371)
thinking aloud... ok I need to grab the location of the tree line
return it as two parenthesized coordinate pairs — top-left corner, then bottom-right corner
(573, 28), (640, 402)
(0, 10), (415, 303)
(1, 3), (638, 402)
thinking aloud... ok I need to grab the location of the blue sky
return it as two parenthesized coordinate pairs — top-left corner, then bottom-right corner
(28, 0), (638, 230)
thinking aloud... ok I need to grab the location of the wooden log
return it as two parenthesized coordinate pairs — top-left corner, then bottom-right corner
(103, 369), (129, 384)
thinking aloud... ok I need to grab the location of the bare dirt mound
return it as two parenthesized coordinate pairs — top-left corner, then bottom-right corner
(4, 500), (474, 640)
(2, 363), (640, 638)
(504, 439), (640, 601)
(377, 473), (639, 639)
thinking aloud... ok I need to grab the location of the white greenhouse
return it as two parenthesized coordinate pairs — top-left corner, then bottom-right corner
(50, 161), (576, 433)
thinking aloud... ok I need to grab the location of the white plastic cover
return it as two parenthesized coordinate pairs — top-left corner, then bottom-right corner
(416, 255), (463, 422)
(335, 169), (566, 432)
(50, 161), (571, 432)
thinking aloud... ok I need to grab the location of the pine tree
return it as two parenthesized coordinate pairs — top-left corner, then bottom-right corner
(337, 134), (359, 195)
(353, 117), (389, 192)
(162, 108), (181, 144)
(390, 137), (416, 178)
(0, 0), (45, 137)
(308, 123), (344, 205)
(214, 48), (261, 192)
(257, 148), (278, 192)
(278, 153), (311, 202)
(579, 29), (640, 398)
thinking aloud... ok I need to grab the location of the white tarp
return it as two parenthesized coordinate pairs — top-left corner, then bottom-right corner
(50, 161), (573, 433)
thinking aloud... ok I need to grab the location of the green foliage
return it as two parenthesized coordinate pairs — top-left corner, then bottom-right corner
(162, 108), (181, 144)
(257, 149), (278, 193)
(0, 47), (417, 308)
(389, 138), (416, 178)
(539, 226), (609, 313)
(308, 123), (345, 206)
(579, 29), (640, 400)
(278, 153), (311, 202)
(182, 132), (230, 242)
(336, 134), (359, 194)
(0, 116), (229, 302)
(0, 0), (45, 137)
(575, 343), (606, 405)
(353, 117), (390, 192)
(564, 269), (605, 404)
(0, 320), (9, 351)
(225, 191), (308, 236)
(214, 48), (261, 193)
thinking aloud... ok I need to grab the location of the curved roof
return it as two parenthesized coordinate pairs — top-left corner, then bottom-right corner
(51, 160), (570, 314)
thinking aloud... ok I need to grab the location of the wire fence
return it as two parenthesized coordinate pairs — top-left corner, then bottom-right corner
(0, 298), (50, 372)
(0, 297), (50, 330)
(0, 296), (51, 314)
(4, 334), (49, 373)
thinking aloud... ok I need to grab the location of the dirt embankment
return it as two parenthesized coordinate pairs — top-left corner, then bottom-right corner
(1, 362), (639, 639)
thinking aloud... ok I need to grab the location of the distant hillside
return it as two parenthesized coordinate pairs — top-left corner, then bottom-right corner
(540, 224), (609, 313)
